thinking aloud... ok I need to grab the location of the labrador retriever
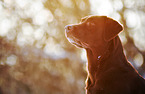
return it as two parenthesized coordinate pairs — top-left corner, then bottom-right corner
(65, 16), (145, 94)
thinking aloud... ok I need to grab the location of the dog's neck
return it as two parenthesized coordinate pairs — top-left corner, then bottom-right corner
(85, 36), (126, 81)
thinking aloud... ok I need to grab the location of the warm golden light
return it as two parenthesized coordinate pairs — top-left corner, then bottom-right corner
(0, 0), (144, 93)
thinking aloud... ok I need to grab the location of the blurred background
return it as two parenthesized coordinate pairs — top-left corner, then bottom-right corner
(0, 0), (145, 94)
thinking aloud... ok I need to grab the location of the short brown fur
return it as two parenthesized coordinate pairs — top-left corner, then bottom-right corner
(65, 16), (145, 94)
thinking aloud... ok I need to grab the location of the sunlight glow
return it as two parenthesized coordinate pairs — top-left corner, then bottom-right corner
(81, 49), (87, 62)
(79, 1), (86, 11)
(54, 9), (63, 17)
(89, 0), (113, 16)
(17, 31), (35, 46)
(133, 30), (145, 51)
(43, 38), (65, 59)
(119, 32), (127, 45)
(17, 32), (27, 46)
(113, 0), (123, 11)
(0, 0), (145, 93)
(133, 53), (144, 67)
(34, 28), (45, 40)
(124, 10), (141, 28)
(59, 0), (74, 8)
(124, 0), (135, 8)
(6, 30), (17, 40)
(6, 55), (17, 66)
(33, 9), (54, 25)
(15, 0), (30, 8)
(0, 0), (145, 61)
(22, 23), (34, 36)
(4, 0), (14, 7)
(111, 12), (121, 21)
(0, 18), (12, 36)
(22, 0), (43, 18)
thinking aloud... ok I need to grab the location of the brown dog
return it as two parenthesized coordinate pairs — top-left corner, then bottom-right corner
(65, 16), (145, 94)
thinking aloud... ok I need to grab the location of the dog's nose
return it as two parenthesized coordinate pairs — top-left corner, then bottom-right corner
(65, 25), (73, 32)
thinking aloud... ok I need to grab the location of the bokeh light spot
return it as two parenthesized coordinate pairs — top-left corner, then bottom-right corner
(22, 23), (34, 36)
(124, 10), (141, 28)
(15, 0), (29, 9)
(81, 49), (87, 62)
(17, 32), (27, 46)
(89, 0), (113, 16)
(133, 30), (145, 51)
(6, 55), (17, 66)
(124, 0), (135, 8)
(43, 38), (65, 59)
(54, 9), (63, 17)
(34, 28), (45, 40)
(133, 53), (144, 67)
(59, 0), (74, 8)
(0, 18), (12, 36)
(79, 1), (86, 11)
(6, 30), (17, 40)
(33, 9), (54, 25)
(113, 0), (123, 11)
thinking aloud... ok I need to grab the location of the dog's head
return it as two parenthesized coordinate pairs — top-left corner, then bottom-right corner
(65, 16), (123, 49)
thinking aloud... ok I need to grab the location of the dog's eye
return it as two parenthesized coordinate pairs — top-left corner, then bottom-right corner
(86, 22), (90, 26)
(86, 22), (95, 26)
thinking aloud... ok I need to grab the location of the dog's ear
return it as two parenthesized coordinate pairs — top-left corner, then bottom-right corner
(103, 17), (123, 41)
(81, 16), (88, 22)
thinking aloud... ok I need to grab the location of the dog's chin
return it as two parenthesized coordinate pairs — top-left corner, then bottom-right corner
(72, 42), (83, 48)
(67, 37), (83, 48)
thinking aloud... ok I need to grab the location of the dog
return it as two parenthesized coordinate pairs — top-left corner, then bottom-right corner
(65, 15), (145, 94)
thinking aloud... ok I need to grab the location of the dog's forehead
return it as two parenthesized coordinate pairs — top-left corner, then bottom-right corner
(81, 16), (94, 21)
(81, 16), (106, 24)
(81, 16), (105, 27)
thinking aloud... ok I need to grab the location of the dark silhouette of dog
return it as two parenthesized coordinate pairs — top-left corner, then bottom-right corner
(65, 15), (145, 94)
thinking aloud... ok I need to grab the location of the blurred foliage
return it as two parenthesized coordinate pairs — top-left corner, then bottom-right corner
(0, 0), (144, 94)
